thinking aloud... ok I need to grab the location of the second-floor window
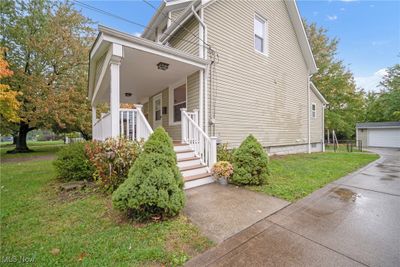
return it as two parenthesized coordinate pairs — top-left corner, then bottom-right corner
(311, 103), (316, 118)
(254, 15), (267, 54)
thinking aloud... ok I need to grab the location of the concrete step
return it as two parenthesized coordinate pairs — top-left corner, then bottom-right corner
(176, 150), (196, 160)
(184, 172), (214, 190)
(174, 144), (191, 153)
(180, 164), (208, 177)
(177, 157), (202, 168)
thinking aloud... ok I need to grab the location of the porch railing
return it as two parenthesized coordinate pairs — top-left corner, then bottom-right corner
(181, 108), (217, 170)
(93, 112), (112, 141)
(120, 106), (153, 141)
(93, 106), (153, 141)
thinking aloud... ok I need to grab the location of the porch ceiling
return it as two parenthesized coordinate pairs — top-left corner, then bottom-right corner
(91, 26), (209, 105)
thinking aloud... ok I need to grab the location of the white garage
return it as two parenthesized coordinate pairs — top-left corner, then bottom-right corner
(356, 122), (400, 148)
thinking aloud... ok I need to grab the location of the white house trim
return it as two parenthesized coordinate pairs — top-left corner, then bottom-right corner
(169, 78), (188, 126)
(310, 82), (328, 105)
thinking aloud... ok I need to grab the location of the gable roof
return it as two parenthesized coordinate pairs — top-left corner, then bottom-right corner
(356, 122), (400, 129)
(142, 0), (317, 74)
(310, 82), (328, 105)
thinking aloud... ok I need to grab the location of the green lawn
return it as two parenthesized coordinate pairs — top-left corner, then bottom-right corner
(0, 160), (212, 266)
(249, 152), (379, 202)
(1, 141), (65, 160)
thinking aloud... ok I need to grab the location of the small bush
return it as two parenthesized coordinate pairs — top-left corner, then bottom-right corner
(112, 127), (185, 221)
(230, 135), (269, 185)
(212, 161), (233, 179)
(85, 138), (142, 192)
(217, 143), (235, 162)
(54, 142), (95, 181)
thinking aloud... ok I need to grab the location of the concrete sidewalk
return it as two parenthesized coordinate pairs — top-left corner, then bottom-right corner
(184, 183), (289, 243)
(187, 148), (400, 267)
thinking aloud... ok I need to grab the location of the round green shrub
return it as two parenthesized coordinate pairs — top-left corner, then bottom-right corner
(112, 127), (185, 221)
(230, 135), (269, 185)
(53, 142), (95, 181)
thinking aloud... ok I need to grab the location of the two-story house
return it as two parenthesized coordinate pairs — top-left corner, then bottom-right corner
(88, 0), (328, 188)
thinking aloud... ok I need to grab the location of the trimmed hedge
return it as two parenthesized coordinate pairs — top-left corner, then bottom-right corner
(230, 135), (269, 185)
(112, 127), (185, 221)
(54, 142), (95, 181)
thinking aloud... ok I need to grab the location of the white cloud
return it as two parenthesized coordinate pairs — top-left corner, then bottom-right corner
(132, 32), (142, 37)
(372, 40), (389, 46)
(327, 15), (338, 21)
(354, 69), (387, 92)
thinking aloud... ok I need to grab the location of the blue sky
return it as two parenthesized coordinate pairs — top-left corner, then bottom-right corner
(75, 0), (400, 92)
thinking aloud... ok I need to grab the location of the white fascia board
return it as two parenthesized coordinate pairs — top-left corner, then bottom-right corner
(99, 25), (209, 69)
(284, 0), (317, 74)
(159, 0), (201, 43)
(310, 82), (328, 105)
(142, 1), (166, 39)
(356, 126), (400, 129)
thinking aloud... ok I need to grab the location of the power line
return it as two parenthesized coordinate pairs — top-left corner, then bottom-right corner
(72, 0), (202, 48)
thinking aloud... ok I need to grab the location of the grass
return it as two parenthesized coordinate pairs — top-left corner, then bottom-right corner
(0, 160), (212, 266)
(1, 141), (65, 161)
(249, 152), (379, 202)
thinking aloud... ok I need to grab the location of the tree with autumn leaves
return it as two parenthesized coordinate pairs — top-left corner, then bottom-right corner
(1, 0), (95, 152)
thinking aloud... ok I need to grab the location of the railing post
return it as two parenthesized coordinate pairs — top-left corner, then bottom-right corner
(136, 104), (143, 141)
(210, 136), (218, 168)
(181, 108), (187, 144)
(193, 109), (199, 125)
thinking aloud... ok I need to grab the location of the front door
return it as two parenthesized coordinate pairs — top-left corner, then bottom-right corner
(153, 93), (162, 129)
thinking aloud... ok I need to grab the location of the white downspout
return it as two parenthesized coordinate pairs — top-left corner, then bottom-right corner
(192, 5), (209, 134)
(307, 74), (311, 153)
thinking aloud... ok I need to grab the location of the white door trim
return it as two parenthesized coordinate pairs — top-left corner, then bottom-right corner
(153, 93), (162, 129)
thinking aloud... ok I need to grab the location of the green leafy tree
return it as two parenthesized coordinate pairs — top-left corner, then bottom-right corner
(1, 0), (94, 152)
(112, 128), (185, 221)
(304, 20), (365, 138)
(231, 135), (269, 185)
(364, 64), (400, 122)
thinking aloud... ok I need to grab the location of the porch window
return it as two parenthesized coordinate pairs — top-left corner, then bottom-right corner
(311, 103), (316, 118)
(254, 15), (267, 54)
(172, 84), (186, 123)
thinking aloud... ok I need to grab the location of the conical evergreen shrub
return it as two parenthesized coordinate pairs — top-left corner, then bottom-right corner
(230, 134), (269, 185)
(112, 127), (185, 220)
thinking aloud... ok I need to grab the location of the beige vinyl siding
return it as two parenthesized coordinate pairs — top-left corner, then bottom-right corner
(169, 17), (199, 56)
(187, 71), (199, 111)
(170, 8), (185, 22)
(310, 90), (323, 143)
(204, 0), (309, 147)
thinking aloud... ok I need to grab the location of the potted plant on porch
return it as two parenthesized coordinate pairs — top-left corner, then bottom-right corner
(211, 161), (233, 185)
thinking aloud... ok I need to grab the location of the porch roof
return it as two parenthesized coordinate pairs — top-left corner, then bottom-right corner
(89, 25), (209, 105)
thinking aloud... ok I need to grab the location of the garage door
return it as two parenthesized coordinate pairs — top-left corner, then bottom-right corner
(368, 128), (400, 148)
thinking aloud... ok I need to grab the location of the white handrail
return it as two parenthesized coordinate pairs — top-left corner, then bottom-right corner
(181, 108), (217, 170)
(136, 106), (153, 141)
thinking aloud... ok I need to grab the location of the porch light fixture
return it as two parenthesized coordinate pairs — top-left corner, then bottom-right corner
(125, 92), (132, 97)
(157, 62), (169, 71)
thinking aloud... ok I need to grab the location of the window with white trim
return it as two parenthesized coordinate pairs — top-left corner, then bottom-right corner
(254, 15), (267, 54)
(311, 103), (316, 118)
(172, 84), (186, 123)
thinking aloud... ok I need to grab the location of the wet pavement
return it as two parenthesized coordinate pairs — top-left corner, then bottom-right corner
(186, 148), (400, 267)
(184, 183), (290, 243)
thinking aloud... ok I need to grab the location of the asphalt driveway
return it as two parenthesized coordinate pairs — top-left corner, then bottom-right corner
(187, 148), (400, 267)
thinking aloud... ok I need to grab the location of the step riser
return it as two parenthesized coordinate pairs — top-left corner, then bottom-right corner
(174, 145), (191, 153)
(184, 177), (214, 190)
(177, 159), (202, 168)
(181, 167), (209, 177)
(177, 151), (196, 160)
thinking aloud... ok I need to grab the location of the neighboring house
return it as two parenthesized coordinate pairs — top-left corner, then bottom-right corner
(356, 122), (400, 148)
(88, 0), (327, 188)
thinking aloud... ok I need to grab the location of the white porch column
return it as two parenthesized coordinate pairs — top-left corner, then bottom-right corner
(109, 44), (123, 138)
(92, 105), (97, 140)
